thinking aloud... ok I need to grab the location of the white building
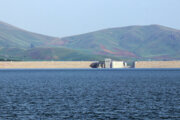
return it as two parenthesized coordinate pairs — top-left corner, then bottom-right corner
(105, 58), (112, 68)
(112, 61), (127, 68)
(104, 58), (127, 68)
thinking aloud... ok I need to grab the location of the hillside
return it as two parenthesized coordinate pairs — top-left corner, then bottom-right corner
(61, 25), (180, 60)
(0, 21), (62, 48)
(0, 47), (112, 61)
(0, 21), (120, 61)
(0, 21), (180, 61)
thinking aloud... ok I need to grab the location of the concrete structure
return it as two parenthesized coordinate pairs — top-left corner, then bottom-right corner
(0, 61), (94, 69)
(105, 58), (112, 68)
(135, 61), (180, 68)
(112, 61), (127, 68)
(90, 58), (127, 68)
(0, 60), (128, 69)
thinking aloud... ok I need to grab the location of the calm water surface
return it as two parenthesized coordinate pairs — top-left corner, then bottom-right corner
(0, 69), (180, 120)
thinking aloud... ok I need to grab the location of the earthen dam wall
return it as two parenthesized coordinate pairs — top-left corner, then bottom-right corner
(135, 61), (180, 68)
(0, 61), (95, 69)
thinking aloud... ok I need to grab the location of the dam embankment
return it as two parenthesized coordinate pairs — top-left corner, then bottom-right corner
(135, 61), (180, 68)
(0, 61), (94, 69)
(1, 61), (180, 69)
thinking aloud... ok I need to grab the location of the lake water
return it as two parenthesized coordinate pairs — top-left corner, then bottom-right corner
(0, 69), (180, 120)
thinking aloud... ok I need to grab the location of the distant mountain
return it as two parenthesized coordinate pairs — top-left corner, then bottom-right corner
(0, 21), (62, 48)
(0, 21), (115, 61)
(61, 25), (180, 60)
(0, 21), (180, 62)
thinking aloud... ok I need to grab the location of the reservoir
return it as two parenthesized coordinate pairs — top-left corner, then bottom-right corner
(0, 69), (180, 119)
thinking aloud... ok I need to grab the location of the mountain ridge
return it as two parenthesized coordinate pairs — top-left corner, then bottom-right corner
(0, 21), (180, 62)
(61, 24), (180, 59)
(0, 21), (62, 48)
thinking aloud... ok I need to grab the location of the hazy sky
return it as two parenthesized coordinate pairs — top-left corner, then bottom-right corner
(0, 0), (180, 37)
